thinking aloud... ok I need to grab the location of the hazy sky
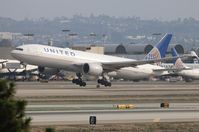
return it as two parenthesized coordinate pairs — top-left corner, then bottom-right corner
(0, 0), (199, 21)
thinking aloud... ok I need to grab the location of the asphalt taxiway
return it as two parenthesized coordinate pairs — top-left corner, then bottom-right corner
(14, 81), (199, 125)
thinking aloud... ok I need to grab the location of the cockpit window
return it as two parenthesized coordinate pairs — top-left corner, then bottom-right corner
(15, 48), (23, 51)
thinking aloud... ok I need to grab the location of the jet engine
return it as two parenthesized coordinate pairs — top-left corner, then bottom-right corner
(83, 63), (103, 76)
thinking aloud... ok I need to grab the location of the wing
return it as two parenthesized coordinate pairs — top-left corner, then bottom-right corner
(102, 56), (185, 71)
(153, 67), (192, 72)
(72, 55), (192, 73)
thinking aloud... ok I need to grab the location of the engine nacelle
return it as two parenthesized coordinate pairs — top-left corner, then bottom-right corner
(83, 63), (103, 76)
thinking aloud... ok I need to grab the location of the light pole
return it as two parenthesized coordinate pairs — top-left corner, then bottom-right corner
(68, 33), (78, 47)
(62, 29), (70, 46)
(89, 32), (96, 44)
(23, 33), (34, 44)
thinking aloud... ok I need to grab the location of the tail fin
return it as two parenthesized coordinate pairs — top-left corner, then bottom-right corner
(190, 51), (199, 59)
(144, 33), (172, 61)
(171, 48), (187, 69)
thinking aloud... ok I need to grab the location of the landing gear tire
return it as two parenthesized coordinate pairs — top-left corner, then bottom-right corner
(96, 84), (100, 88)
(97, 79), (102, 84)
(72, 75), (86, 87)
(81, 82), (86, 87)
(79, 82), (83, 87)
(97, 79), (111, 87)
(184, 77), (193, 82)
(72, 79), (76, 84)
(105, 82), (111, 87)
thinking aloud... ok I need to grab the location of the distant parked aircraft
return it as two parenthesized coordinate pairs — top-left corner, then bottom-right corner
(170, 48), (199, 82)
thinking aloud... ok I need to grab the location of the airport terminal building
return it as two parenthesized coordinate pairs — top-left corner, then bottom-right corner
(70, 43), (185, 60)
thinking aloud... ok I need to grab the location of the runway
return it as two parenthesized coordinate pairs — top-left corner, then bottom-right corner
(16, 81), (199, 103)
(29, 110), (199, 125)
(17, 82), (199, 97)
(14, 81), (199, 125)
(26, 102), (199, 125)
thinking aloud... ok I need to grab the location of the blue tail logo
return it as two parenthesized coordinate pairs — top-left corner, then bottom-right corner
(171, 48), (186, 69)
(144, 47), (161, 60)
(175, 58), (185, 69)
(145, 34), (172, 61)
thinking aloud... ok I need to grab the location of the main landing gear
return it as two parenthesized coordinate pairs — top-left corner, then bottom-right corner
(72, 73), (86, 87)
(97, 75), (111, 87)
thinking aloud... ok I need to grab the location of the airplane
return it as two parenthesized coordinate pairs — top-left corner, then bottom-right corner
(1, 59), (75, 81)
(170, 48), (199, 82)
(0, 59), (38, 80)
(160, 51), (199, 69)
(11, 34), (176, 86)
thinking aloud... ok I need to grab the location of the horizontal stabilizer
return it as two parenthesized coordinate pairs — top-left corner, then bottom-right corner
(0, 60), (8, 64)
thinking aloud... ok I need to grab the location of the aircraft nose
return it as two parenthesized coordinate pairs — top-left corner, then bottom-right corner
(11, 50), (22, 59)
(11, 49), (17, 55)
(11, 50), (16, 56)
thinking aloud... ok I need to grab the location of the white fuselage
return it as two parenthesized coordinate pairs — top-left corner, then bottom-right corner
(178, 69), (199, 79)
(109, 64), (167, 80)
(161, 63), (199, 80)
(11, 44), (132, 72)
(11, 44), (168, 80)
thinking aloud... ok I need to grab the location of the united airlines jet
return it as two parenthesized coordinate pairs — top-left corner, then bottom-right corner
(11, 34), (172, 86)
(171, 48), (199, 82)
